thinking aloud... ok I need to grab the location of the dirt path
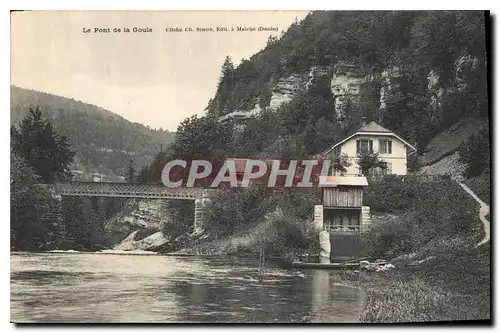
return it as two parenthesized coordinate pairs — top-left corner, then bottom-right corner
(459, 183), (490, 247)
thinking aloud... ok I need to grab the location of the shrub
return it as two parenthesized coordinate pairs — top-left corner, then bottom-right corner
(364, 176), (480, 258)
(364, 175), (419, 213)
(203, 186), (278, 237)
(254, 208), (317, 256)
(363, 218), (420, 258)
(458, 124), (490, 178)
(202, 187), (317, 256)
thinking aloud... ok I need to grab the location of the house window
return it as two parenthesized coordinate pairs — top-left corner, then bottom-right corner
(379, 139), (392, 154)
(356, 139), (373, 154)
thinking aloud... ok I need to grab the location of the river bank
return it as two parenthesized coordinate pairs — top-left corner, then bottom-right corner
(359, 236), (490, 323)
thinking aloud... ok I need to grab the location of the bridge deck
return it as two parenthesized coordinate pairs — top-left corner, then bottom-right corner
(53, 182), (204, 200)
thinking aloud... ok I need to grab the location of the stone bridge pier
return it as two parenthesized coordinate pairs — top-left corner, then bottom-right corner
(193, 189), (214, 232)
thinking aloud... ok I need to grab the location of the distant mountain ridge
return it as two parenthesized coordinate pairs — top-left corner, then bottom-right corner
(10, 85), (175, 180)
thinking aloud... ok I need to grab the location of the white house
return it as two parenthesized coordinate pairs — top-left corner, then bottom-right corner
(323, 120), (417, 177)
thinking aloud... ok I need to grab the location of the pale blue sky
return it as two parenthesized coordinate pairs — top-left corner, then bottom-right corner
(11, 11), (308, 131)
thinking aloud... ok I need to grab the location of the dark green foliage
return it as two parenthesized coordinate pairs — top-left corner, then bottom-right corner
(363, 176), (479, 258)
(203, 186), (275, 237)
(10, 109), (130, 251)
(357, 152), (387, 176)
(162, 200), (194, 238)
(459, 123), (490, 178)
(60, 196), (128, 250)
(407, 154), (420, 173)
(231, 110), (280, 157)
(204, 186), (316, 236)
(125, 160), (135, 182)
(204, 11), (487, 159)
(126, 11), (489, 251)
(11, 106), (75, 183)
(364, 175), (419, 213)
(202, 187), (317, 255)
(260, 209), (314, 255)
(172, 115), (233, 162)
(10, 152), (55, 250)
(363, 219), (419, 259)
(11, 86), (175, 178)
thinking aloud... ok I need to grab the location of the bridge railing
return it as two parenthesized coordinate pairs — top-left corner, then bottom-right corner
(52, 182), (206, 200)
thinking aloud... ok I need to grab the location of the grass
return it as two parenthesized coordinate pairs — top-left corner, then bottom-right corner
(359, 174), (490, 323)
(360, 233), (491, 323)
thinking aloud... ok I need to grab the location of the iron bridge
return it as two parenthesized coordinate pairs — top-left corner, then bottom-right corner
(52, 182), (206, 200)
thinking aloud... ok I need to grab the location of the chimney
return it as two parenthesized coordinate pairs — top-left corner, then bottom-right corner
(361, 117), (367, 128)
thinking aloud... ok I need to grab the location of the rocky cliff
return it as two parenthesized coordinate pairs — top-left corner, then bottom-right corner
(104, 200), (171, 251)
(207, 11), (488, 175)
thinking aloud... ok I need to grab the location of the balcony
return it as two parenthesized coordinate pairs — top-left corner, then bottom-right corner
(323, 224), (361, 234)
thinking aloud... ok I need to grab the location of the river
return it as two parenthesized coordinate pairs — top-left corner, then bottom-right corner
(10, 252), (364, 323)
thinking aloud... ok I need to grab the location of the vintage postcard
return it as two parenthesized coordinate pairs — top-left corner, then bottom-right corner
(10, 10), (491, 323)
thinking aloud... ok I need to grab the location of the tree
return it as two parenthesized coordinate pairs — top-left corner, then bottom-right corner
(125, 160), (135, 182)
(207, 56), (236, 116)
(172, 115), (233, 162)
(357, 152), (387, 176)
(332, 153), (352, 175)
(11, 106), (75, 183)
(137, 165), (152, 183)
(10, 152), (54, 250)
(459, 124), (490, 178)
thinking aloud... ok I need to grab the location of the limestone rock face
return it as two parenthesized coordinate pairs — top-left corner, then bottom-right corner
(427, 70), (443, 109)
(330, 63), (369, 126)
(378, 66), (400, 111)
(217, 55), (480, 133)
(455, 54), (480, 92)
(114, 231), (170, 251)
(104, 199), (169, 248)
(269, 74), (305, 111)
(269, 65), (332, 111)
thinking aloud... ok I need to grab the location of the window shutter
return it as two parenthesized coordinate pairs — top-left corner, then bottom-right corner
(388, 140), (392, 154)
(369, 140), (373, 153)
(387, 162), (392, 174)
(356, 140), (360, 154)
(379, 139), (387, 154)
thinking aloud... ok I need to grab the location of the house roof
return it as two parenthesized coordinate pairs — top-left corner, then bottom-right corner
(323, 121), (417, 155)
(359, 121), (392, 133)
(319, 176), (369, 187)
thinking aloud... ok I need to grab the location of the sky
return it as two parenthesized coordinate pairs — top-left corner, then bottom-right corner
(11, 11), (309, 131)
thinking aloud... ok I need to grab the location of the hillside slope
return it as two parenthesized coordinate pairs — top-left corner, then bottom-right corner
(10, 86), (175, 179)
(205, 11), (487, 160)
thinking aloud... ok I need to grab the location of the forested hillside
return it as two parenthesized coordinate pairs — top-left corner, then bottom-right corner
(136, 11), (489, 188)
(11, 86), (175, 179)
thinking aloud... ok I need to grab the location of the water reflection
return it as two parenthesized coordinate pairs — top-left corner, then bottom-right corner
(11, 252), (363, 323)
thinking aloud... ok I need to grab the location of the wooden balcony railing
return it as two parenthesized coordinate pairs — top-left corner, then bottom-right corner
(323, 224), (361, 233)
